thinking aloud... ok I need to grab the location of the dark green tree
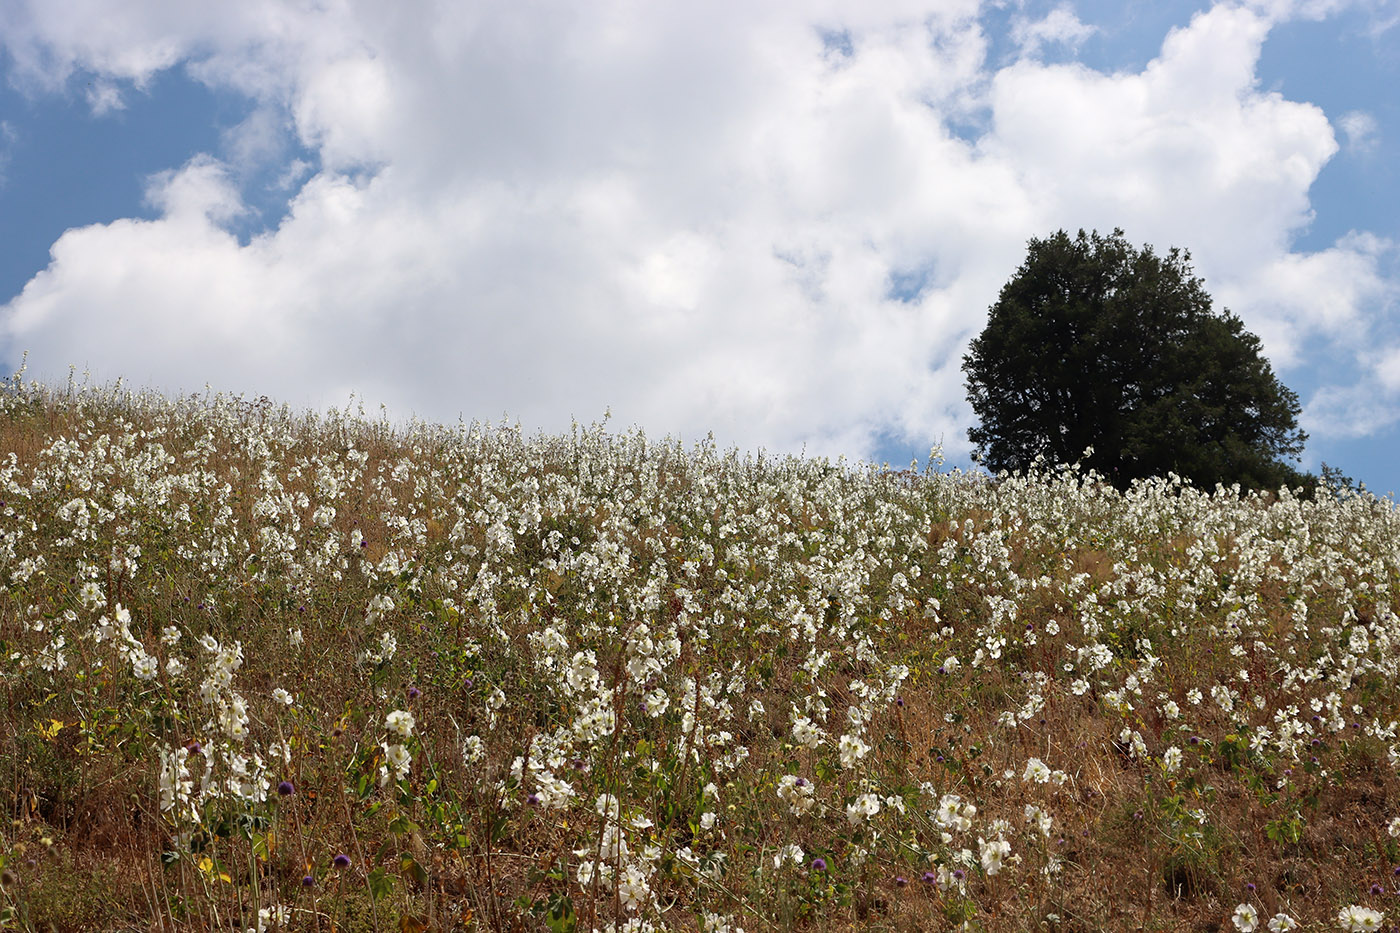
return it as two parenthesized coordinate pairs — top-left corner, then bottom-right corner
(962, 228), (1309, 491)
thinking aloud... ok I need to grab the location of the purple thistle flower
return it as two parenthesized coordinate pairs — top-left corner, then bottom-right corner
(408, 686), (421, 700)
(277, 780), (295, 797)
(894, 875), (908, 886)
(302, 874), (315, 887)
(333, 854), (351, 869)
(922, 871), (937, 884)
(811, 858), (827, 871)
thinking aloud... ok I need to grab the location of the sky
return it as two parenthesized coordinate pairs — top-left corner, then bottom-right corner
(1, 0), (1397, 496)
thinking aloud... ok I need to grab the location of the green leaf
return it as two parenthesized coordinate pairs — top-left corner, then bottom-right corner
(367, 866), (395, 901)
(545, 894), (576, 933)
(400, 855), (429, 887)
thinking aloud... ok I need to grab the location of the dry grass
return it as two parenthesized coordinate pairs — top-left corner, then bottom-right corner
(1, 377), (1399, 932)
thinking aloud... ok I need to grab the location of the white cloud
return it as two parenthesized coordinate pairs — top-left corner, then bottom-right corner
(221, 105), (290, 174)
(1302, 381), (1400, 438)
(1377, 346), (1400, 391)
(1337, 110), (1379, 153)
(0, 0), (1396, 460)
(0, 120), (14, 186)
(1010, 4), (1096, 58)
(1214, 232), (1393, 361)
(83, 78), (125, 114)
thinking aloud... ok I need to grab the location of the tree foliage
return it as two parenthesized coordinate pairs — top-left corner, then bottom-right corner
(963, 228), (1309, 491)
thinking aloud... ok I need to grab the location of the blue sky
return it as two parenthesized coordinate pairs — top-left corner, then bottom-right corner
(1, 0), (1397, 495)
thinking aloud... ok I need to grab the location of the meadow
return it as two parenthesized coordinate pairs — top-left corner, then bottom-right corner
(1, 376), (1398, 932)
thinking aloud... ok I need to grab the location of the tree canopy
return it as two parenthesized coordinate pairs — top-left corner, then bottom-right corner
(962, 228), (1309, 491)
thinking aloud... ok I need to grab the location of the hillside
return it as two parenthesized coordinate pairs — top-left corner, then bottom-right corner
(1, 378), (1398, 932)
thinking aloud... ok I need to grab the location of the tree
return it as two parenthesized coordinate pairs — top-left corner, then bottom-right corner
(962, 228), (1308, 491)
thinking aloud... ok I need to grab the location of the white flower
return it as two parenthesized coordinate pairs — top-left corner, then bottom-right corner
(158, 746), (191, 813)
(618, 863), (650, 910)
(1071, 678), (1090, 696)
(381, 742), (412, 785)
(837, 734), (869, 768)
(385, 709), (415, 738)
(576, 859), (597, 886)
(161, 625), (181, 646)
(1267, 914), (1298, 932)
(249, 905), (291, 933)
(699, 811), (718, 830)
(1163, 746), (1183, 773)
(773, 844), (803, 867)
(845, 792), (880, 825)
(936, 793), (975, 832)
(791, 716), (822, 749)
(1023, 757), (1051, 783)
(37, 635), (67, 672)
(1388, 815), (1400, 838)
(272, 688), (294, 706)
(644, 689), (670, 717)
(1024, 804), (1052, 837)
(463, 735), (485, 764)
(776, 775), (816, 816)
(132, 653), (159, 681)
(702, 912), (742, 933)
(978, 837), (1010, 875)
(218, 694), (250, 741)
(1232, 903), (1259, 932)
(1338, 905), (1384, 932)
(535, 773), (576, 809)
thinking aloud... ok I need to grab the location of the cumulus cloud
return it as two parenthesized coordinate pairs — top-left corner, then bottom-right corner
(0, 0), (1396, 460)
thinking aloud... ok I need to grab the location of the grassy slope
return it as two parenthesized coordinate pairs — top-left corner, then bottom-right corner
(1, 380), (1398, 933)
